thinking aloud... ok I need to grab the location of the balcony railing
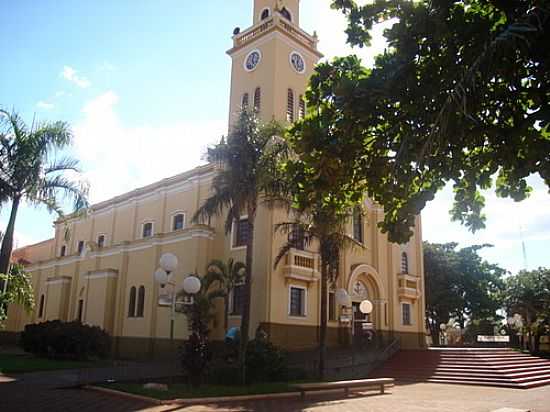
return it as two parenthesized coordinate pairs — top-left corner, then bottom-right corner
(397, 273), (420, 301)
(232, 14), (318, 51)
(283, 249), (320, 283)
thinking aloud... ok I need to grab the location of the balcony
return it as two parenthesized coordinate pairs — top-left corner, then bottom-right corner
(283, 249), (320, 284)
(228, 14), (320, 55)
(397, 273), (420, 301)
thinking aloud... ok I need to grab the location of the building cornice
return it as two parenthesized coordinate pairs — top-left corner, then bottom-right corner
(24, 226), (216, 271)
(56, 163), (217, 225)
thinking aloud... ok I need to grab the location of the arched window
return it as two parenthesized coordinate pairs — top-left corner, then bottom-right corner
(254, 87), (261, 112)
(60, 245), (66, 257)
(38, 294), (45, 318)
(97, 234), (105, 248)
(128, 287), (136, 317)
(173, 213), (185, 231)
(137, 286), (145, 317)
(286, 89), (295, 122)
(401, 252), (409, 274)
(353, 207), (364, 243)
(281, 7), (292, 21)
(241, 93), (249, 109)
(299, 96), (306, 119)
(260, 8), (270, 20)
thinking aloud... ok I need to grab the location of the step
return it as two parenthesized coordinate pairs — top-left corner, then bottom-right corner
(381, 367), (550, 377)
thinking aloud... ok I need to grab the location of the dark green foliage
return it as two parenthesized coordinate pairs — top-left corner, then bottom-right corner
(244, 337), (288, 383)
(192, 110), (286, 383)
(0, 264), (34, 328)
(0, 109), (89, 274)
(180, 332), (212, 387)
(289, 1), (550, 244)
(424, 242), (506, 344)
(504, 267), (550, 353)
(20, 320), (110, 360)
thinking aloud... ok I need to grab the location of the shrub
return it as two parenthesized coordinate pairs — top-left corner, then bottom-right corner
(245, 337), (288, 383)
(20, 320), (110, 360)
(180, 332), (212, 387)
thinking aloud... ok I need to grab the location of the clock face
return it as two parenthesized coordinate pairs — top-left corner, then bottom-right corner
(290, 52), (305, 73)
(244, 50), (261, 72)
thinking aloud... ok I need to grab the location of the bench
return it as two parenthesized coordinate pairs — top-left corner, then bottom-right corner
(292, 378), (394, 400)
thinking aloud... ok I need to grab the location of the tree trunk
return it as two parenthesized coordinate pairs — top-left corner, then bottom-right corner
(239, 211), (255, 384)
(224, 296), (229, 333)
(0, 196), (21, 275)
(319, 260), (328, 380)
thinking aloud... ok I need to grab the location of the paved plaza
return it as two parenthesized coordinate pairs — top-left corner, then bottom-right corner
(2, 373), (550, 412)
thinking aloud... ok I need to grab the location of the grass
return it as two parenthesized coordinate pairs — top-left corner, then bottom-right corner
(98, 381), (300, 400)
(0, 353), (110, 374)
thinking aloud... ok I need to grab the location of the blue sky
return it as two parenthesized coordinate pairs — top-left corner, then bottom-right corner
(1, 0), (548, 274)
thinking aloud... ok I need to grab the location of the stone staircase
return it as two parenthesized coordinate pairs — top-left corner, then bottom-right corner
(372, 347), (550, 389)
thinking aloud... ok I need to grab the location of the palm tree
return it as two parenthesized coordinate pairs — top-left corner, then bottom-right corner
(178, 271), (227, 338)
(0, 109), (89, 274)
(275, 206), (361, 379)
(193, 110), (285, 382)
(206, 258), (245, 332)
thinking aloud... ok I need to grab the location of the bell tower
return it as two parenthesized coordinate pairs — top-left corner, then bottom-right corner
(227, 0), (322, 125)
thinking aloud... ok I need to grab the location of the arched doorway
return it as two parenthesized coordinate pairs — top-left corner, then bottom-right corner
(347, 264), (386, 334)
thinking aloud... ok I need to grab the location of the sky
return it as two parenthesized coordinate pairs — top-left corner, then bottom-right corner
(1, 0), (548, 274)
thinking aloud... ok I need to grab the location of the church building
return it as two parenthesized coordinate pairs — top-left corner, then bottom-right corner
(4, 0), (426, 357)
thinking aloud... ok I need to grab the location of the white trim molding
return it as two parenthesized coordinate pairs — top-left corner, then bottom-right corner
(24, 227), (215, 271)
(45, 276), (71, 286)
(84, 269), (118, 280)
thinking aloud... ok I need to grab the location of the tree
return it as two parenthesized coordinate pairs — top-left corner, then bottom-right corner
(0, 109), (89, 274)
(178, 272), (225, 387)
(424, 242), (506, 345)
(0, 264), (34, 328)
(289, 1), (550, 244)
(282, 107), (363, 378)
(505, 267), (550, 353)
(206, 258), (245, 332)
(275, 209), (359, 379)
(193, 110), (285, 382)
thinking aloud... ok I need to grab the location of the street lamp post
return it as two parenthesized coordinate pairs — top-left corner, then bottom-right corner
(153, 253), (201, 347)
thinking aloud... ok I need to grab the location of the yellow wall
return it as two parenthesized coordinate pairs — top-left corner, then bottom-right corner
(5, 1), (426, 354)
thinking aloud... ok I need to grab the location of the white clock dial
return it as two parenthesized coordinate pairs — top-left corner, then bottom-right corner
(244, 49), (261, 72)
(290, 51), (305, 73)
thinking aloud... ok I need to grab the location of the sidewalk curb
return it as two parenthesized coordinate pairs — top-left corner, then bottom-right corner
(85, 384), (394, 406)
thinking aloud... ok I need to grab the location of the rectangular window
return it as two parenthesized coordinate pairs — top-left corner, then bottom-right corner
(60, 245), (66, 257)
(233, 218), (249, 248)
(402, 303), (412, 326)
(77, 241), (84, 255)
(97, 235), (105, 248)
(328, 291), (336, 321)
(288, 224), (306, 250)
(142, 222), (153, 238)
(289, 286), (306, 317)
(231, 284), (245, 315)
(77, 299), (84, 323)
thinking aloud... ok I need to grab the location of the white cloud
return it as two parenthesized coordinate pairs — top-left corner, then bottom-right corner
(0, 220), (40, 249)
(422, 176), (550, 273)
(36, 101), (54, 110)
(61, 66), (91, 88)
(73, 91), (226, 204)
(304, 1), (394, 66)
